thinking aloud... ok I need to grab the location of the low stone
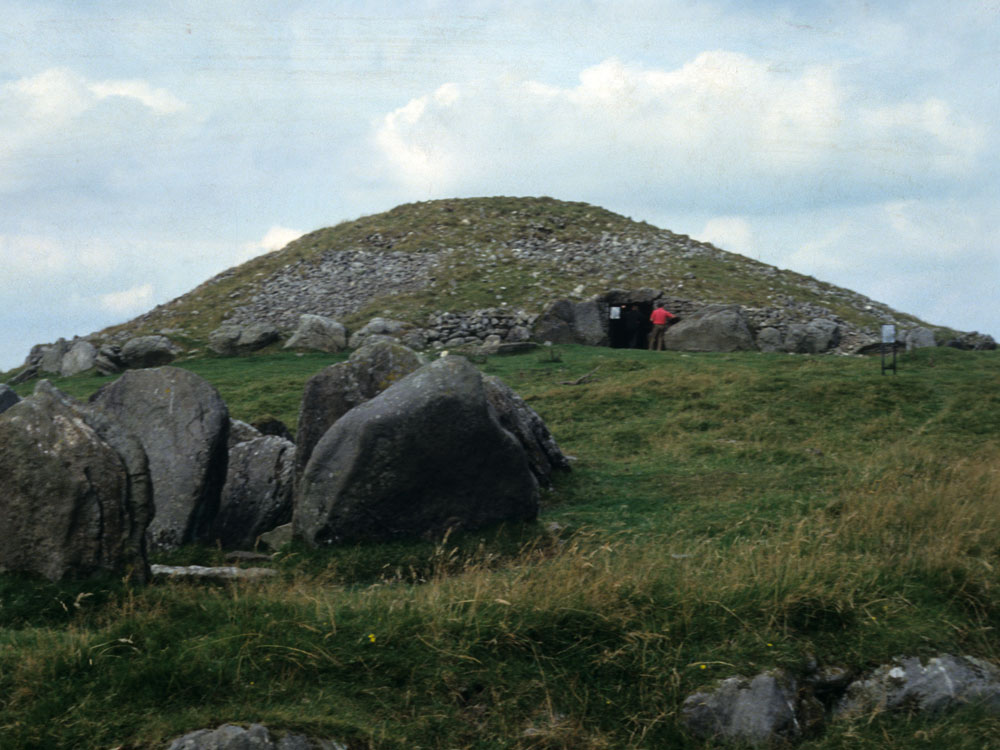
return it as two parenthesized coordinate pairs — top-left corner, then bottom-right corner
(0, 385), (19, 414)
(347, 317), (410, 348)
(60, 340), (98, 376)
(95, 345), (125, 375)
(505, 325), (532, 342)
(755, 327), (783, 353)
(682, 669), (803, 744)
(120, 335), (179, 369)
(151, 565), (277, 582)
(166, 723), (346, 750)
(836, 654), (1000, 718)
(8, 364), (39, 385)
(783, 318), (840, 354)
(39, 338), (70, 374)
(295, 356), (539, 545)
(259, 523), (293, 552)
(283, 314), (347, 352)
(212, 436), (295, 549)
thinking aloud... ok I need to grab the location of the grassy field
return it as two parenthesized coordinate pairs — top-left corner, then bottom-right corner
(2, 345), (999, 748)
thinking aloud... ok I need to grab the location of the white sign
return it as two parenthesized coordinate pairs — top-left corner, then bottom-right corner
(881, 324), (896, 344)
(609, 306), (621, 320)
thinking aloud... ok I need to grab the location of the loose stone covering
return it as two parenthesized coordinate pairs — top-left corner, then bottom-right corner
(295, 338), (424, 485)
(212, 436), (295, 549)
(90, 366), (229, 552)
(0, 382), (152, 581)
(295, 356), (539, 545)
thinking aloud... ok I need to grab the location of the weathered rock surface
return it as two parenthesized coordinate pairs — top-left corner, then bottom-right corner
(665, 304), (756, 352)
(482, 374), (570, 487)
(228, 418), (264, 448)
(0, 382), (151, 581)
(532, 299), (581, 345)
(295, 339), (424, 485)
(283, 314), (347, 352)
(0, 384), (19, 414)
(295, 356), (539, 545)
(39, 338), (70, 374)
(209, 322), (281, 356)
(782, 318), (841, 354)
(95, 344), (125, 375)
(682, 670), (807, 744)
(166, 722), (345, 750)
(120, 335), (179, 369)
(836, 654), (1000, 717)
(60, 340), (97, 376)
(212, 436), (295, 549)
(151, 565), (277, 582)
(905, 326), (938, 351)
(90, 367), (229, 552)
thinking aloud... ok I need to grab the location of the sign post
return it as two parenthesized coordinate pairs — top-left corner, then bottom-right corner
(881, 324), (897, 376)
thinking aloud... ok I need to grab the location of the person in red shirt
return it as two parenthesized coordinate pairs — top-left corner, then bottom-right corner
(648, 303), (676, 350)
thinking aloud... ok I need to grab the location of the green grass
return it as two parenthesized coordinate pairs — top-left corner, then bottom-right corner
(2, 345), (999, 748)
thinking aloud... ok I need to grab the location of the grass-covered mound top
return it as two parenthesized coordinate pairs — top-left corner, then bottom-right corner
(4, 344), (1000, 748)
(95, 196), (940, 347)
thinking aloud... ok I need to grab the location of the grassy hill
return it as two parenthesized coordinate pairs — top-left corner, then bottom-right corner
(92, 196), (944, 348)
(3, 344), (1000, 748)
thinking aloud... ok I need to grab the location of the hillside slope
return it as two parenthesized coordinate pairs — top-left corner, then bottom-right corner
(100, 196), (950, 347)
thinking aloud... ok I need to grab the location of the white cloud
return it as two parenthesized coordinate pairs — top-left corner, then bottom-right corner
(98, 283), (155, 315)
(239, 225), (305, 261)
(88, 79), (187, 114)
(372, 53), (985, 211)
(0, 234), (70, 275)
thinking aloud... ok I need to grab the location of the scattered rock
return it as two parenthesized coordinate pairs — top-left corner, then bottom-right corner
(283, 313), (347, 352)
(347, 316), (411, 348)
(90, 367), (229, 552)
(0, 382), (151, 581)
(120, 335), (180, 369)
(212, 436), (295, 549)
(259, 522), (293, 552)
(295, 356), (539, 545)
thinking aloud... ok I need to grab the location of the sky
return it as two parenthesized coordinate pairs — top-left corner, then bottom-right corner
(2, 0), (998, 370)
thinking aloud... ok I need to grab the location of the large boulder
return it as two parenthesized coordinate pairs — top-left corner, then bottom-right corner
(228, 418), (264, 449)
(0, 385), (19, 414)
(532, 299), (577, 344)
(755, 326), (784, 353)
(90, 366), (229, 552)
(209, 322), (281, 356)
(95, 344), (125, 375)
(120, 335), (179, 369)
(295, 339), (424, 485)
(664, 304), (755, 352)
(0, 382), (152, 581)
(283, 314), (347, 352)
(905, 326), (938, 351)
(571, 298), (609, 346)
(295, 356), (539, 545)
(482, 374), (570, 487)
(212, 436), (295, 549)
(836, 654), (1000, 718)
(60, 340), (98, 376)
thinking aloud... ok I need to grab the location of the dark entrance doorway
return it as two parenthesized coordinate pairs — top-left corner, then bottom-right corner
(608, 301), (653, 349)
